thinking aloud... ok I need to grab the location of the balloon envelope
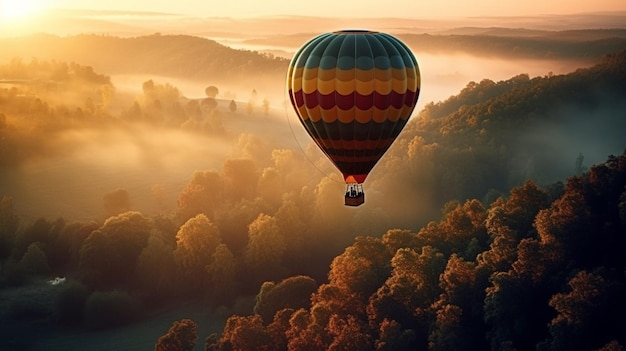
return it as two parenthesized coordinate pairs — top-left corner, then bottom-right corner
(287, 30), (420, 184)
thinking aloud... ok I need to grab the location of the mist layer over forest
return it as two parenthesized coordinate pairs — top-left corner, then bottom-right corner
(0, 25), (625, 351)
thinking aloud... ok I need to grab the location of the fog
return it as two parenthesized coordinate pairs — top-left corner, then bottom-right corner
(1, 127), (231, 220)
(0, 48), (604, 232)
(514, 97), (626, 182)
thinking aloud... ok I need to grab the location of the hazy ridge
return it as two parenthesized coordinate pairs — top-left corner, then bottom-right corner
(0, 34), (287, 83)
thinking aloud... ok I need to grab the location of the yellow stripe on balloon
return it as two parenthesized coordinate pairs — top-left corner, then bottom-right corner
(302, 76), (414, 95)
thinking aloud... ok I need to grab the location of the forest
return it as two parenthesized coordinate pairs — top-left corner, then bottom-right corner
(199, 151), (626, 351)
(0, 34), (625, 350)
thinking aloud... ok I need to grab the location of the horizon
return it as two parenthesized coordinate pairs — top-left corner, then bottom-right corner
(2, 0), (626, 38)
(2, 8), (626, 40)
(3, 0), (626, 19)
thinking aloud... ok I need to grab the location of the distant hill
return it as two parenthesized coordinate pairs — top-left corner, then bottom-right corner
(0, 33), (288, 82)
(240, 28), (626, 61)
(397, 29), (626, 60)
(376, 49), (626, 219)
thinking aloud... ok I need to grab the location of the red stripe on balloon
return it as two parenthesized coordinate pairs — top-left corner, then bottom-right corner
(292, 89), (418, 110)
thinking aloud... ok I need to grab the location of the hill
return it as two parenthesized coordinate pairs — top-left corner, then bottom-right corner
(366, 49), (626, 228)
(397, 29), (626, 60)
(0, 33), (288, 83)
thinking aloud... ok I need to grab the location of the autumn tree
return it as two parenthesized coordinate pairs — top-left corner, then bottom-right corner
(368, 246), (446, 346)
(328, 236), (391, 302)
(155, 319), (198, 351)
(327, 314), (373, 351)
(374, 319), (416, 351)
(428, 303), (464, 351)
(285, 308), (330, 351)
(218, 315), (273, 351)
(173, 214), (221, 292)
(254, 275), (316, 323)
(206, 243), (237, 304)
(417, 199), (487, 259)
(244, 213), (286, 287)
(541, 270), (620, 351)
(178, 170), (224, 222)
(380, 229), (420, 256)
(478, 180), (548, 272)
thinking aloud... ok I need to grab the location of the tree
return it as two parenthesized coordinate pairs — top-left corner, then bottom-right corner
(174, 214), (221, 290)
(254, 275), (316, 323)
(219, 315), (272, 351)
(328, 236), (391, 300)
(14, 217), (54, 258)
(417, 199), (487, 258)
(19, 242), (50, 275)
(178, 170), (224, 222)
(327, 315), (374, 351)
(543, 270), (613, 351)
(135, 235), (178, 301)
(155, 319), (198, 351)
(207, 243), (237, 303)
(205, 86), (219, 98)
(374, 319), (416, 351)
(381, 229), (420, 256)
(79, 211), (152, 289)
(0, 196), (19, 264)
(428, 303), (464, 351)
(245, 214), (286, 285)
(285, 308), (329, 351)
(368, 246), (445, 336)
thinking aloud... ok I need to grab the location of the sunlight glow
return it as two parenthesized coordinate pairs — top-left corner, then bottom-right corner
(0, 0), (42, 21)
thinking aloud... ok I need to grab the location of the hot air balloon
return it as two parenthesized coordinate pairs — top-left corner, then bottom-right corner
(287, 30), (420, 206)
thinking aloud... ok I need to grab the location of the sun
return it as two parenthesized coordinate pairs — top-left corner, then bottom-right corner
(0, 0), (43, 21)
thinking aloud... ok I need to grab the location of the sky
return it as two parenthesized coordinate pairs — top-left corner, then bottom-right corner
(2, 0), (626, 19)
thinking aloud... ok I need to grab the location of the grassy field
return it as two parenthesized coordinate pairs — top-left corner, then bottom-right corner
(0, 280), (230, 351)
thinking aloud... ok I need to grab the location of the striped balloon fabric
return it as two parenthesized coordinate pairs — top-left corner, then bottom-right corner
(287, 30), (420, 185)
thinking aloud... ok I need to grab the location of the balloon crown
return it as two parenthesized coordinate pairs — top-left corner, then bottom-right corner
(333, 29), (378, 34)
